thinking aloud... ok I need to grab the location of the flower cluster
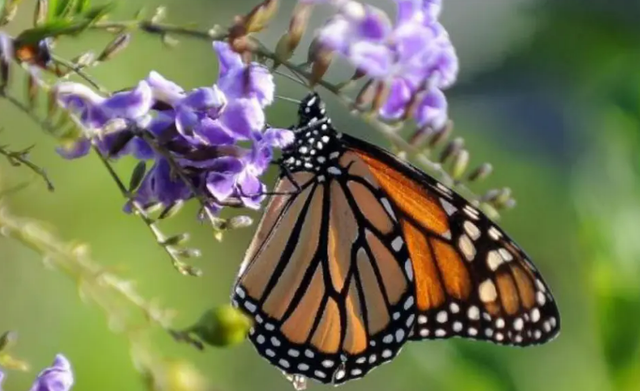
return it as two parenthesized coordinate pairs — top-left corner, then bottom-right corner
(313, 0), (458, 130)
(55, 41), (293, 212)
(0, 354), (73, 391)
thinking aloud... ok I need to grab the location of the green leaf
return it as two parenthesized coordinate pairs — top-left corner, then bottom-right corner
(74, 0), (89, 14)
(82, 2), (115, 23)
(16, 19), (89, 44)
(128, 161), (147, 192)
(54, 0), (76, 19)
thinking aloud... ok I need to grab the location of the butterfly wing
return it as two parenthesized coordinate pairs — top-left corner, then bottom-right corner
(342, 133), (561, 346)
(232, 169), (415, 384)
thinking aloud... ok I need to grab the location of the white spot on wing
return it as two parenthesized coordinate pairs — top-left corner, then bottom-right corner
(440, 198), (457, 216)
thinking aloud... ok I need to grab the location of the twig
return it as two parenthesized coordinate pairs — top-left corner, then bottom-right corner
(83, 19), (493, 207)
(0, 143), (55, 191)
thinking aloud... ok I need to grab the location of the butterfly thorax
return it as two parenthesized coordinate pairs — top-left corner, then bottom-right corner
(280, 94), (344, 180)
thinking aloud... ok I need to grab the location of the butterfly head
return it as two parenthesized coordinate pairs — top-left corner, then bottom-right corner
(297, 92), (328, 127)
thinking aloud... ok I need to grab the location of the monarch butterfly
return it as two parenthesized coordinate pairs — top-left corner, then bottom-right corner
(231, 93), (560, 385)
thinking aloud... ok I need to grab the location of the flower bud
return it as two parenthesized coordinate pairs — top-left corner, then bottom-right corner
(188, 305), (252, 347)
(97, 33), (131, 62)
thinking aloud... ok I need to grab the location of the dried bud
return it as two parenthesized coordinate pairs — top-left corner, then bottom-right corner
(287, 2), (312, 52)
(308, 39), (333, 86)
(46, 87), (59, 118)
(439, 137), (464, 163)
(226, 215), (253, 230)
(150, 6), (167, 24)
(481, 188), (501, 203)
(243, 0), (279, 33)
(0, 331), (18, 352)
(74, 51), (96, 68)
(26, 71), (39, 108)
(173, 247), (201, 259)
(97, 33), (131, 62)
(467, 163), (493, 182)
(409, 125), (436, 147)
(493, 187), (512, 208)
(371, 81), (390, 114)
(187, 306), (252, 347)
(450, 149), (469, 180)
(0, 0), (20, 25)
(355, 79), (376, 109)
(161, 233), (190, 247)
(34, 0), (48, 26)
(159, 200), (185, 220)
(429, 120), (453, 147)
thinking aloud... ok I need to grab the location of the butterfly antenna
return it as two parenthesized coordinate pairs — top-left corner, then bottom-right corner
(275, 95), (302, 105)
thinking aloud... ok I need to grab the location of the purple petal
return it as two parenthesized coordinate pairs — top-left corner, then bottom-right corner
(349, 41), (392, 78)
(56, 138), (91, 159)
(181, 86), (226, 110)
(317, 17), (351, 52)
(128, 138), (155, 160)
(148, 111), (176, 138)
(146, 71), (184, 104)
(392, 22), (435, 64)
(175, 106), (199, 138)
(133, 158), (193, 207)
(0, 32), (13, 63)
(379, 78), (413, 119)
(29, 354), (74, 391)
(358, 7), (392, 41)
(101, 81), (153, 119)
(415, 87), (447, 129)
(218, 65), (275, 107)
(213, 41), (244, 78)
(220, 99), (265, 139)
(263, 127), (295, 148)
(206, 172), (238, 201)
(237, 172), (266, 209)
(194, 117), (237, 145)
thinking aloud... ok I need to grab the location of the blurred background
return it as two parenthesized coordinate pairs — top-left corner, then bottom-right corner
(1, 0), (640, 390)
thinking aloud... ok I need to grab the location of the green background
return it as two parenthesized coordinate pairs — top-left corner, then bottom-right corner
(1, 0), (640, 390)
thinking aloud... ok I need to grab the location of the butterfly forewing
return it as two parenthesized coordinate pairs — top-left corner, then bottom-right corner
(347, 135), (560, 346)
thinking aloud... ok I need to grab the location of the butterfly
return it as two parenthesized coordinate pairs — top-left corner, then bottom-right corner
(231, 92), (560, 385)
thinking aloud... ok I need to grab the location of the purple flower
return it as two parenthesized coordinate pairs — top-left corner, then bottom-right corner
(29, 355), (74, 391)
(314, 0), (458, 129)
(53, 40), (293, 212)
(55, 81), (154, 159)
(0, 354), (74, 391)
(0, 32), (13, 63)
(214, 41), (275, 107)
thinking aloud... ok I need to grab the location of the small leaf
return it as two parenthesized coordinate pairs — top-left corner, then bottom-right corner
(74, 0), (89, 14)
(158, 200), (184, 220)
(34, 0), (49, 26)
(128, 160), (147, 192)
(54, 0), (76, 19)
(161, 233), (189, 246)
(0, 331), (17, 352)
(16, 20), (87, 45)
(82, 2), (115, 23)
